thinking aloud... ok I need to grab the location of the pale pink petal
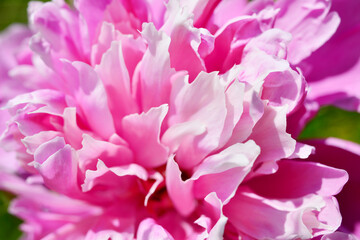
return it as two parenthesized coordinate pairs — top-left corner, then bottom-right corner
(121, 105), (168, 168)
(241, 29), (306, 113)
(132, 23), (175, 111)
(0, 147), (18, 173)
(1, 90), (67, 153)
(95, 40), (139, 130)
(168, 19), (207, 81)
(74, 0), (112, 43)
(22, 131), (63, 155)
(236, 160), (348, 238)
(62, 107), (84, 149)
(224, 190), (338, 239)
(101, 0), (145, 36)
(248, 106), (296, 174)
(77, 134), (133, 172)
(204, 16), (263, 73)
(321, 232), (358, 240)
(29, 0), (89, 65)
(91, 22), (120, 66)
(274, 0), (340, 64)
(220, 79), (245, 147)
(144, 172), (164, 207)
(161, 1), (210, 81)
(193, 141), (259, 179)
(146, 0), (167, 28)
(195, 192), (228, 240)
(33, 136), (65, 165)
(224, 83), (264, 147)
(0, 24), (32, 77)
(165, 156), (196, 216)
(32, 137), (80, 195)
(6, 89), (67, 117)
(137, 218), (174, 240)
(67, 61), (115, 139)
(85, 230), (131, 240)
(162, 121), (206, 155)
(288, 142), (315, 159)
(0, 24), (33, 103)
(0, 173), (102, 239)
(192, 141), (260, 203)
(176, 0), (221, 29)
(205, 0), (249, 31)
(206, 0), (276, 33)
(167, 71), (227, 169)
(82, 160), (149, 204)
(92, 22), (146, 76)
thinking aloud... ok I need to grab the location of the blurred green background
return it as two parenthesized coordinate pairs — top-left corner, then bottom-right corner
(0, 0), (45, 30)
(0, 192), (22, 240)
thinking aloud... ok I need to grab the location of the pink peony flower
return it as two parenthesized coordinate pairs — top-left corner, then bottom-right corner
(0, 0), (353, 239)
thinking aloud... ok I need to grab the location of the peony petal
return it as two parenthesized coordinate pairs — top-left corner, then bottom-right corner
(121, 105), (169, 168)
(248, 105), (296, 174)
(224, 190), (339, 239)
(192, 140), (260, 203)
(298, 0), (360, 111)
(219, 78), (245, 146)
(81, 160), (151, 205)
(74, 0), (112, 43)
(137, 218), (174, 240)
(193, 140), (260, 179)
(0, 173), (102, 240)
(77, 134), (133, 172)
(69, 61), (116, 139)
(33, 137), (79, 195)
(204, 16), (263, 73)
(22, 130), (63, 155)
(321, 232), (358, 240)
(29, 0), (88, 66)
(168, 71), (227, 169)
(162, 1), (209, 81)
(95, 40), (139, 130)
(195, 192), (228, 240)
(274, 0), (340, 64)
(62, 107), (84, 149)
(133, 23), (176, 111)
(165, 156), (196, 217)
(305, 138), (360, 235)
(246, 160), (349, 199)
(224, 83), (265, 147)
(288, 142), (315, 159)
(241, 29), (306, 113)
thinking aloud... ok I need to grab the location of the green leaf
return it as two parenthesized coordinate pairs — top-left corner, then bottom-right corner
(0, 192), (22, 240)
(299, 105), (360, 144)
(0, 0), (29, 30)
